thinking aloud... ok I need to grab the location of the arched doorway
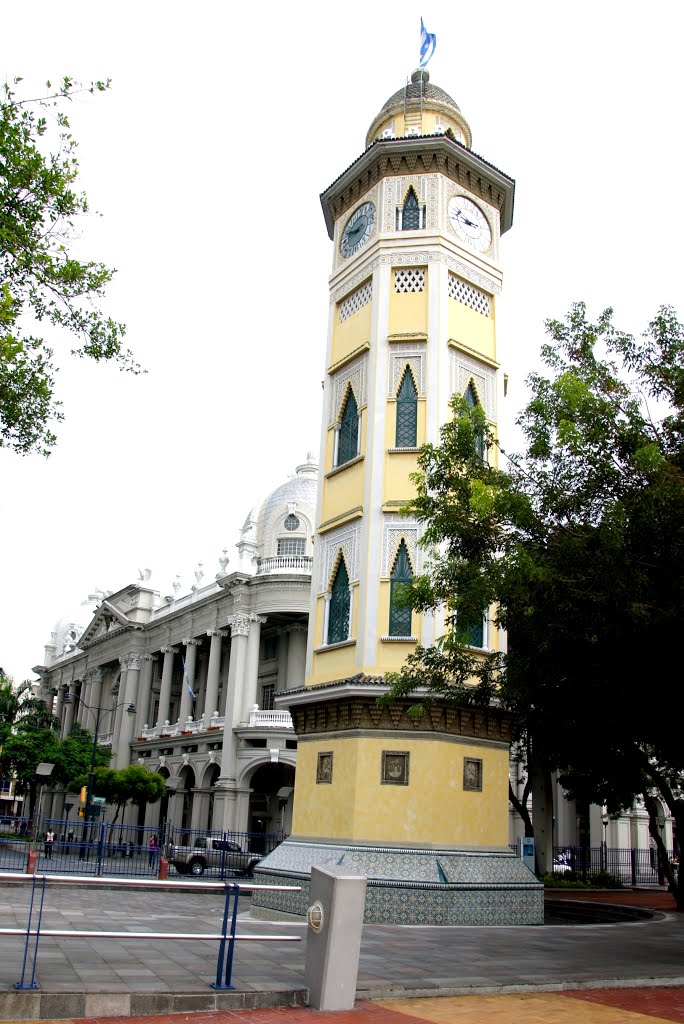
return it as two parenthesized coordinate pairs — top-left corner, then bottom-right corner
(178, 765), (196, 831)
(203, 763), (220, 831)
(245, 762), (295, 850)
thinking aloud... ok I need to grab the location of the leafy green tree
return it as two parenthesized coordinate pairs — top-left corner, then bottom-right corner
(71, 763), (166, 826)
(0, 671), (51, 744)
(0, 76), (140, 456)
(385, 303), (684, 907)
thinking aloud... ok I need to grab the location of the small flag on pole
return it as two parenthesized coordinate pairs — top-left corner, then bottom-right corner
(182, 657), (196, 700)
(419, 18), (436, 68)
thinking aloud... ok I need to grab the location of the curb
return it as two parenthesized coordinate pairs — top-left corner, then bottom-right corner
(0, 987), (308, 1021)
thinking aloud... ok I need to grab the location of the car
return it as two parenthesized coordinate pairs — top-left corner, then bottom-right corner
(167, 836), (261, 877)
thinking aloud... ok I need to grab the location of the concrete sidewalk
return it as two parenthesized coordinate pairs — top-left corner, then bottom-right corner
(0, 883), (682, 1020)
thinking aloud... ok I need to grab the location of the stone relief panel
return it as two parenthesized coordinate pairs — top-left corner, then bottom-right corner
(450, 349), (497, 422)
(328, 352), (368, 427)
(318, 521), (361, 593)
(388, 344), (425, 398)
(382, 515), (422, 578)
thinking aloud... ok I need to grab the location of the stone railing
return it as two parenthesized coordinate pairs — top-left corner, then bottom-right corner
(248, 708), (293, 729)
(138, 713), (225, 742)
(255, 556), (313, 576)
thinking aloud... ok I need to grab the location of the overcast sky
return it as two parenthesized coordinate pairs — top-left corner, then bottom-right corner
(2, 0), (682, 683)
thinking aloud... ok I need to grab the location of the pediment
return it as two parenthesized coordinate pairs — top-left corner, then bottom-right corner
(78, 599), (135, 647)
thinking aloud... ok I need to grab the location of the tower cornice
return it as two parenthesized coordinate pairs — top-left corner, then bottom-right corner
(321, 135), (515, 240)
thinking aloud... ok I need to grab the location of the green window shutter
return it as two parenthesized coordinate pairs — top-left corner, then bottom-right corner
(464, 382), (485, 459)
(395, 368), (418, 447)
(401, 189), (421, 231)
(338, 390), (359, 466)
(467, 618), (484, 648)
(389, 540), (413, 637)
(328, 560), (350, 644)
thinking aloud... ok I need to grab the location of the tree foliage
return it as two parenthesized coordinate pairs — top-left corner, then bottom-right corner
(0, 76), (139, 455)
(70, 763), (166, 823)
(385, 302), (684, 905)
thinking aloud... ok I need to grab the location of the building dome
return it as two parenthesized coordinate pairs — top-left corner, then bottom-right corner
(365, 69), (472, 150)
(51, 591), (103, 658)
(236, 456), (319, 572)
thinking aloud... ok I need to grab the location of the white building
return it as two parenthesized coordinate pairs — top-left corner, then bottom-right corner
(34, 457), (318, 838)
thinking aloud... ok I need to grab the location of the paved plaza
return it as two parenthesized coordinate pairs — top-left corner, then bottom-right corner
(0, 883), (682, 1022)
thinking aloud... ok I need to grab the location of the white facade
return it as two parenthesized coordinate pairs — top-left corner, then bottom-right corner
(35, 457), (317, 838)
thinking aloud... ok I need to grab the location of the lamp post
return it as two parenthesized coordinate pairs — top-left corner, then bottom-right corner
(62, 693), (135, 826)
(601, 812), (609, 872)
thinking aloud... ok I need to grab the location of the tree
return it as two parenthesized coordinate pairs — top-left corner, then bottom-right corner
(0, 671), (52, 745)
(385, 303), (684, 907)
(0, 76), (140, 456)
(70, 763), (166, 827)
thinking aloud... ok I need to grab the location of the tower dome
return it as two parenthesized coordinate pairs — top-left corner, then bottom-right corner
(365, 69), (472, 149)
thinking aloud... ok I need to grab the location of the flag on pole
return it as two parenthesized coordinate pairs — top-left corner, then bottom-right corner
(419, 18), (436, 68)
(181, 657), (196, 700)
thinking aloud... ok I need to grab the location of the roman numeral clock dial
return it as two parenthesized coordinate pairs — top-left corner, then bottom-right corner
(448, 195), (492, 252)
(340, 202), (376, 258)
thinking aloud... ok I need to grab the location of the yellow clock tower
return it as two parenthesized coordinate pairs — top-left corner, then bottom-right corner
(253, 70), (542, 926)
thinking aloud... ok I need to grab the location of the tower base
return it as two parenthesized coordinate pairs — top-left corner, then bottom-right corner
(251, 838), (543, 926)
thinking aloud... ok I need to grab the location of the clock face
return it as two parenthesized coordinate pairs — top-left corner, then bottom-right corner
(448, 196), (492, 252)
(340, 202), (376, 258)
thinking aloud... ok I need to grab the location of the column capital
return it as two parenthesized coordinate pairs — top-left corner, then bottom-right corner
(206, 629), (228, 638)
(161, 645), (179, 654)
(229, 614), (251, 637)
(142, 653), (158, 662)
(119, 655), (130, 670)
(253, 615), (268, 626)
(183, 638), (202, 647)
(286, 623), (307, 634)
(128, 653), (143, 672)
(84, 667), (102, 684)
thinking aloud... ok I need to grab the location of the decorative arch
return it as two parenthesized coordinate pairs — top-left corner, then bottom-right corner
(395, 365), (418, 447)
(336, 387), (359, 467)
(200, 761), (221, 789)
(398, 186), (422, 231)
(389, 539), (414, 637)
(327, 557), (351, 645)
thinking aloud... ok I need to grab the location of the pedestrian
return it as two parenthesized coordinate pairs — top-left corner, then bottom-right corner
(148, 833), (158, 868)
(44, 829), (55, 859)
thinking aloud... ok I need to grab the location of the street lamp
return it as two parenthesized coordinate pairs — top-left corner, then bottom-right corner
(62, 693), (135, 825)
(601, 812), (609, 872)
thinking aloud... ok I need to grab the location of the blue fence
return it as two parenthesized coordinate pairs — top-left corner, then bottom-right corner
(165, 825), (285, 879)
(0, 818), (285, 879)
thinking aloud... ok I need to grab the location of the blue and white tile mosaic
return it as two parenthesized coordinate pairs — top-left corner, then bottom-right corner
(252, 840), (544, 926)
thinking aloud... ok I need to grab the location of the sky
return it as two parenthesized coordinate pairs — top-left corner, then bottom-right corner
(1, 0), (683, 683)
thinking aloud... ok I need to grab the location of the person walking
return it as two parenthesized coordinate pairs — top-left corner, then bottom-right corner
(44, 829), (55, 860)
(148, 833), (158, 868)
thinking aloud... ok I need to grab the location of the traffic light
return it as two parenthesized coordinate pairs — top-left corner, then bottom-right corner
(79, 785), (87, 805)
(78, 807), (84, 817)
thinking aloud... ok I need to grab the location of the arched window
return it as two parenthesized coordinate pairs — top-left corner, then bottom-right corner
(337, 389), (359, 466)
(327, 559), (350, 645)
(395, 367), (418, 447)
(464, 381), (485, 459)
(397, 187), (425, 231)
(466, 616), (485, 649)
(389, 540), (413, 637)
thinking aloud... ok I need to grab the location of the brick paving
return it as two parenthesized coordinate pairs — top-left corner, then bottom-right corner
(1, 885), (683, 1022)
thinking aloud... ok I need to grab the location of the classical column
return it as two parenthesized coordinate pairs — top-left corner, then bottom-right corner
(61, 681), (76, 737)
(241, 615), (266, 721)
(285, 623), (307, 690)
(77, 675), (91, 724)
(203, 630), (227, 728)
(88, 668), (103, 713)
(156, 647), (178, 729)
(53, 685), (64, 725)
(116, 653), (141, 768)
(135, 655), (156, 735)
(276, 628), (288, 691)
(179, 639), (201, 726)
(218, 615), (249, 783)
(112, 661), (128, 746)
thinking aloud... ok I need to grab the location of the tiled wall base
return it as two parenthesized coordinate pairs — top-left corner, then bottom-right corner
(251, 839), (544, 926)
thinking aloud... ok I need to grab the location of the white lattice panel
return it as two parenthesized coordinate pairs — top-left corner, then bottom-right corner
(328, 353), (368, 427)
(339, 280), (372, 322)
(448, 274), (490, 317)
(394, 267), (425, 293)
(389, 346), (425, 397)
(319, 522), (360, 592)
(450, 349), (497, 422)
(382, 515), (422, 578)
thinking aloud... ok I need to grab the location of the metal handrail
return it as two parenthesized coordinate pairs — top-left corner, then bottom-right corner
(8, 871), (301, 992)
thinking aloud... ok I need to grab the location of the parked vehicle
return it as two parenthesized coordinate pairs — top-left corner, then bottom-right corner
(167, 836), (261, 877)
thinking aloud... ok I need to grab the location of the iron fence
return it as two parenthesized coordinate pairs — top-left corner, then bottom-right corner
(165, 825), (286, 879)
(0, 817), (286, 878)
(552, 845), (677, 885)
(0, 816), (31, 872)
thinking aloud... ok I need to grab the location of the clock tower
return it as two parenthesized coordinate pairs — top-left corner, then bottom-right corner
(253, 70), (542, 926)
